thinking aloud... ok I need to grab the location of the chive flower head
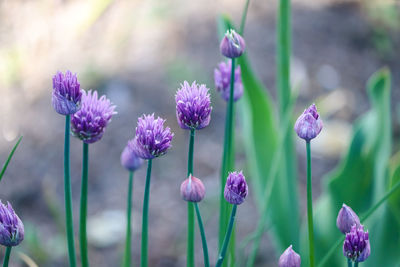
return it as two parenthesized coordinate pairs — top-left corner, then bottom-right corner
(294, 103), (323, 141)
(220, 29), (246, 58)
(71, 90), (116, 144)
(52, 70), (82, 115)
(175, 81), (212, 130)
(129, 114), (173, 159)
(336, 203), (361, 234)
(180, 175), (206, 202)
(0, 201), (24, 247)
(121, 145), (144, 172)
(343, 225), (370, 262)
(224, 171), (248, 205)
(278, 245), (301, 267)
(214, 61), (243, 102)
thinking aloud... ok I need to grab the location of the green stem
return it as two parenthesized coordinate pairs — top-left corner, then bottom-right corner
(0, 136), (22, 182)
(239, 0), (251, 35)
(123, 171), (134, 267)
(216, 205), (237, 267)
(64, 115), (77, 267)
(80, 143), (89, 267)
(347, 259), (352, 267)
(306, 141), (315, 267)
(318, 178), (400, 267)
(2, 247), (11, 267)
(141, 159), (153, 267)
(354, 262), (358, 267)
(187, 129), (195, 267)
(194, 203), (210, 267)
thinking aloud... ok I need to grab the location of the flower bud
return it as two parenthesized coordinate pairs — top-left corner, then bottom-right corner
(279, 245), (301, 267)
(336, 203), (361, 234)
(343, 225), (370, 262)
(180, 175), (205, 202)
(120, 145), (143, 172)
(0, 201), (24, 247)
(52, 70), (83, 115)
(220, 29), (245, 58)
(294, 103), (323, 141)
(224, 171), (248, 205)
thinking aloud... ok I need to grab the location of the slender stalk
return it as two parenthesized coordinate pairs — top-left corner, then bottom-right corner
(187, 129), (195, 267)
(306, 141), (315, 267)
(0, 136), (22, 182)
(194, 203), (210, 267)
(141, 159), (153, 267)
(354, 262), (358, 267)
(239, 0), (251, 35)
(2, 247), (11, 267)
(123, 171), (134, 267)
(347, 259), (352, 267)
(216, 205), (237, 267)
(80, 143), (89, 267)
(318, 178), (400, 267)
(64, 115), (77, 267)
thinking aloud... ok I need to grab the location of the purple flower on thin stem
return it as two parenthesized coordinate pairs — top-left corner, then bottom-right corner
(52, 71), (83, 115)
(121, 145), (143, 172)
(180, 175), (206, 202)
(224, 171), (248, 205)
(343, 225), (371, 262)
(175, 81), (212, 130)
(336, 203), (361, 234)
(214, 61), (243, 102)
(294, 103), (323, 141)
(71, 90), (116, 144)
(0, 201), (24, 247)
(128, 114), (174, 160)
(220, 29), (246, 58)
(279, 245), (301, 267)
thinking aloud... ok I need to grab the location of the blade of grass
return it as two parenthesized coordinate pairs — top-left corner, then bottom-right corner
(0, 136), (22, 182)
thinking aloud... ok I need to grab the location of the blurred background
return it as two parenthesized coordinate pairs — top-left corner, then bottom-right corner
(0, 0), (399, 266)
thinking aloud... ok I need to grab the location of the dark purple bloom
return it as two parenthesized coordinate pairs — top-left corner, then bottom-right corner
(220, 29), (246, 58)
(214, 61), (243, 102)
(336, 203), (361, 234)
(121, 145), (143, 172)
(128, 114), (173, 159)
(294, 103), (323, 141)
(279, 245), (301, 267)
(52, 70), (83, 115)
(71, 90), (116, 144)
(224, 171), (248, 205)
(343, 225), (371, 262)
(175, 81), (212, 130)
(180, 175), (206, 202)
(0, 201), (24, 247)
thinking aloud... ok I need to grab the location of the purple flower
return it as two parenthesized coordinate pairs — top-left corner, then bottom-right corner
(343, 225), (371, 262)
(71, 90), (116, 144)
(336, 203), (361, 234)
(224, 171), (248, 205)
(214, 61), (243, 102)
(279, 245), (301, 267)
(0, 201), (24, 247)
(180, 175), (206, 202)
(175, 81), (212, 130)
(294, 104), (323, 141)
(121, 145), (143, 172)
(220, 29), (246, 58)
(52, 70), (83, 115)
(128, 114), (173, 159)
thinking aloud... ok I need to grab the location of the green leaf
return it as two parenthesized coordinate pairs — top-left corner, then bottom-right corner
(0, 136), (23, 182)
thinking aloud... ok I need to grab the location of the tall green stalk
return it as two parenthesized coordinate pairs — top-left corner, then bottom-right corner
(80, 143), (89, 267)
(187, 129), (195, 267)
(64, 115), (77, 267)
(306, 141), (315, 267)
(141, 159), (153, 267)
(0, 136), (22, 183)
(123, 171), (134, 267)
(194, 203), (210, 267)
(2, 247), (11, 267)
(347, 259), (352, 267)
(216, 205), (237, 267)
(239, 0), (251, 35)
(354, 262), (358, 267)
(218, 57), (236, 267)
